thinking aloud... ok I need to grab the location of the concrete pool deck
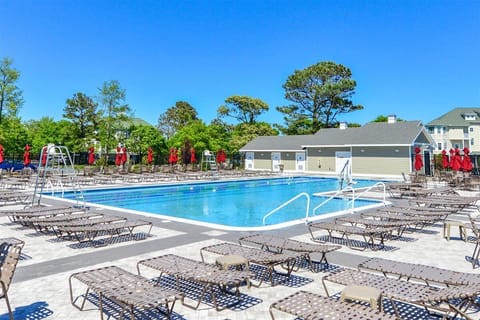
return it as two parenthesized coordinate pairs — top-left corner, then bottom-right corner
(1, 179), (480, 319)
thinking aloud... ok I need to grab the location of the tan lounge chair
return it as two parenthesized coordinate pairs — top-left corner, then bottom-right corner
(137, 254), (252, 310)
(307, 221), (396, 251)
(0, 242), (23, 320)
(323, 269), (479, 319)
(238, 233), (341, 271)
(269, 290), (397, 320)
(60, 219), (152, 246)
(69, 265), (182, 320)
(358, 257), (480, 287)
(200, 242), (301, 286)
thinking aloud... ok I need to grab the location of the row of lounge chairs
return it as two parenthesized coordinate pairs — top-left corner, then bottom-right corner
(5, 205), (153, 247)
(69, 234), (341, 319)
(271, 255), (480, 319)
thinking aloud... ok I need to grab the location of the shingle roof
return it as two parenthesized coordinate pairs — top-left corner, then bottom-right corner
(427, 107), (480, 126)
(239, 121), (432, 151)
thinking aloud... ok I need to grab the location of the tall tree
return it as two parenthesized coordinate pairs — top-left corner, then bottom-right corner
(217, 95), (269, 124)
(0, 57), (24, 124)
(97, 80), (130, 160)
(157, 101), (198, 139)
(63, 92), (99, 151)
(276, 61), (363, 134)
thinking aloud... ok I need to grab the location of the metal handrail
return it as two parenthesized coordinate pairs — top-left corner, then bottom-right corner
(351, 182), (387, 204)
(310, 186), (355, 218)
(263, 192), (310, 225)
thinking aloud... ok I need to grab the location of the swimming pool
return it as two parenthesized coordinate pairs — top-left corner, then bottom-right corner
(57, 176), (385, 230)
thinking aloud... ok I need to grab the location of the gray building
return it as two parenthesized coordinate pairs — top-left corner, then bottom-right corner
(240, 117), (434, 178)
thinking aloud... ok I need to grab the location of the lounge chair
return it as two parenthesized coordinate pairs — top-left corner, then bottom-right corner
(200, 242), (301, 286)
(26, 211), (104, 232)
(364, 209), (436, 230)
(7, 206), (82, 223)
(322, 269), (479, 319)
(238, 233), (341, 271)
(69, 265), (182, 320)
(60, 219), (153, 245)
(137, 254), (252, 310)
(307, 221), (396, 251)
(0, 242), (23, 320)
(269, 290), (397, 320)
(358, 256), (480, 286)
(335, 216), (408, 236)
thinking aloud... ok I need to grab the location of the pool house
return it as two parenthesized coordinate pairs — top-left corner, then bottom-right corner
(240, 118), (434, 179)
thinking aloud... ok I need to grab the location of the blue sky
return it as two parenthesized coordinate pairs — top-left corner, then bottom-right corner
(1, 0), (479, 127)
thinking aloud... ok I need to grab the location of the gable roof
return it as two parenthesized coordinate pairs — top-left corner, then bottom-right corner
(240, 120), (433, 151)
(240, 135), (307, 152)
(427, 107), (480, 127)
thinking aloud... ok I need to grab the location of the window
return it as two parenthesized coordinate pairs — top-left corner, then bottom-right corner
(437, 142), (442, 150)
(465, 114), (476, 121)
(470, 127), (474, 132)
(428, 127), (434, 134)
(471, 138), (475, 146)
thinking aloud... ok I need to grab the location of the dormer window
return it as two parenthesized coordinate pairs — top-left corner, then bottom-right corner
(464, 114), (477, 121)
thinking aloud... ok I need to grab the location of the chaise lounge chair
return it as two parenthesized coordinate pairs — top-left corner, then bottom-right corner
(60, 219), (153, 246)
(358, 256), (480, 287)
(238, 233), (341, 271)
(269, 290), (397, 320)
(307, 221), (396, 251)
(322, 269), (479, 319)
(137, 254), (252, 310)
(0, 241), (23, 320)
(69, 265), (182, 320)
(200, 242), (302, 286)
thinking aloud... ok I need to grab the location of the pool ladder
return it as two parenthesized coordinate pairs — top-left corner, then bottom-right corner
(262, 182), (388, 226)
(262, 192), (310, 226)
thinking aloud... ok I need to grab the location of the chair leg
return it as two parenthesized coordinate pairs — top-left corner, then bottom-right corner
(472, 242), (480, 268)
(2, 282), (13, 320)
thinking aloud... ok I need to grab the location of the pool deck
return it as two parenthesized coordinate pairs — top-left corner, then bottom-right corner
(2, 176), (480, 319)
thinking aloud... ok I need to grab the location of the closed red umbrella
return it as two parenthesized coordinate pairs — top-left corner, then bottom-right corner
(216, 149), (226, 163)
(147, 147), (154, 165)
(169, 148), (178, 164)
(121, 146), (127, 165)
(462, 147), (473, 172)
(190, 147), (196, 163)
(0, 144), (4, 164)
(441, 150), (449, 169)
(414, 147), (423, 171)
(41, 146), (48, 166)
(452, 148), (462, 171)
(23, 144), (31, 167)
(449, 149), (455, 168)
(88, 146), (95, 165)
(115, 146), (122, 166)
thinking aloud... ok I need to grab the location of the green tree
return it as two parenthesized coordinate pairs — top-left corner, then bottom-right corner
(0, 57), (24, 124)
(157, 101), (198, 139)
(97, 80), (130, 160)
(126, 123), (167, 165)
(230, 122), (278, 152)
(63, 92), (99, 150)
(217, 95), (269, 124)
(277, 61), (363, 134)
(0, 117), (29, 156)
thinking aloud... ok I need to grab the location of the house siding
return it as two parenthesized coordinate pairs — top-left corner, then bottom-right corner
(351, 146), (411, 175)
(307, 147), (350, 173)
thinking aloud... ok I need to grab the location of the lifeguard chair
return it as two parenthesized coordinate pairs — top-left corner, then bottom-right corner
(200, 150), (217, 172)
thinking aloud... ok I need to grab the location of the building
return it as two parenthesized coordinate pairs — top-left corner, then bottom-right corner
(426, 107), (480, 154)
(240, 116), (434, 178)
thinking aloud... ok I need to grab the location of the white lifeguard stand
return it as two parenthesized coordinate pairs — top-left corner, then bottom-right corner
(32, 144), (85, 208)
(200, 150), (217, 172)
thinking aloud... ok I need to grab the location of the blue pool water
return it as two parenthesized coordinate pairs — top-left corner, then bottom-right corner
(58, 177), (384, 228)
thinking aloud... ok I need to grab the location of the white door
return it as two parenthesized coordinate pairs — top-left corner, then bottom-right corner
(296, 152), (305, 172)
(272, 152), (281, 171)
(335, 151), (352, 174)
(245, 152), (254, 169)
